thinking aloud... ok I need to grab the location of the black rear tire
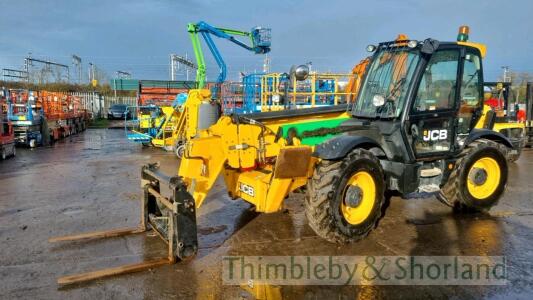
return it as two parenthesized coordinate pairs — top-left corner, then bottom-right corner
(305, 149), (386, 243)
(441, 139), (508, 212)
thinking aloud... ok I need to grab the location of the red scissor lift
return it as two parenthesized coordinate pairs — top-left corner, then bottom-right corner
(39, 91), (90, 142)
(0, 92), (15, 159)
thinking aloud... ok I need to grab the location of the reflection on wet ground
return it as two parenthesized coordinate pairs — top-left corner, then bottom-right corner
(0, 129), (532, 299)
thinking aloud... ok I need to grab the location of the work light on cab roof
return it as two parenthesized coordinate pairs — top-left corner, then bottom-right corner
(457, 25), (470, 42)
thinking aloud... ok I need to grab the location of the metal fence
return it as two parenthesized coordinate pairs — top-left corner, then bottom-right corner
(69, 92), (137, 118)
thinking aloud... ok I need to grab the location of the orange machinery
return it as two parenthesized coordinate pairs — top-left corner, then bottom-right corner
(137, 80), (196, 106)
(0, 92), (16, 159)
(138, 87), (189, 106)
(39, 91), (89, 141)
(345, 58), (370, 104)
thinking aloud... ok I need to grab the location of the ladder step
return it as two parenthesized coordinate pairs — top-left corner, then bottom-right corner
(420, 168), (442, 177)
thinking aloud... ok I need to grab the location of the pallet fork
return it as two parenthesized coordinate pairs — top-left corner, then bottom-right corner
(49, 163), (198, 285)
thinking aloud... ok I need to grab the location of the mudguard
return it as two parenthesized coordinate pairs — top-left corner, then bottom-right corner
(314, 135), (381, 160)
(465, 129), (514, 149)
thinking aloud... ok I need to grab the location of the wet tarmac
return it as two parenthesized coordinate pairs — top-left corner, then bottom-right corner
(0, 128), (532, 299)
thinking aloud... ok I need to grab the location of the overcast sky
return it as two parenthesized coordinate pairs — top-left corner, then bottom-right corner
(1, 0), (532, 82)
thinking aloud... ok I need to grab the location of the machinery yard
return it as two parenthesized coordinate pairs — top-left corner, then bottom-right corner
(2, 1), (533, 299)
(0, 128), (532, 298)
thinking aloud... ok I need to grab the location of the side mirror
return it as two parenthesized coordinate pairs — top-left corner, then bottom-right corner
(420, 39), (440, 55)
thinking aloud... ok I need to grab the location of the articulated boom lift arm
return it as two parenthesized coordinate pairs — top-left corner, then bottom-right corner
(187, 21), (271, 91)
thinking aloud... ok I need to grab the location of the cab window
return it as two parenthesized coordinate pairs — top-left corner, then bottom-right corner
(413, 50), (460, 112)
(457, 52), (482, 134)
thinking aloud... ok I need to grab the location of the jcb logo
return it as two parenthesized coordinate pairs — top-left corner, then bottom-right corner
(239, 183), (255, 197)
(423, 129), (448, 142)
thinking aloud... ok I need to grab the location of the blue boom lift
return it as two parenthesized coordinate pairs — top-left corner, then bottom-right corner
(187, 21), (271, 99)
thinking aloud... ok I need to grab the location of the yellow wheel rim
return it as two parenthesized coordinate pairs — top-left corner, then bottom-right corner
(341, 171), (376, 225)
(467, 157), (501, 200)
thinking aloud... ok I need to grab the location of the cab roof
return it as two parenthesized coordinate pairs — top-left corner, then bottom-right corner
(376, 39), (486, 58)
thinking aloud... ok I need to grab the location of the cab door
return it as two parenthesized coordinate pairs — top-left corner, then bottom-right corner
(407, 48), (461, 158)
(456, 50), (483, 136)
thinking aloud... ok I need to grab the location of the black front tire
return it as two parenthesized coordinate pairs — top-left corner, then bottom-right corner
(305, 149), (386, 243)
(441, 139), (508, 212)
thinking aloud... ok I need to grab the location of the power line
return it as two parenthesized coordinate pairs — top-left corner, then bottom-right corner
(72, 54), (82, 84)
(24, 54), (70, 83)
(170, 54), (196, 81)
(2, 68), (28, 81)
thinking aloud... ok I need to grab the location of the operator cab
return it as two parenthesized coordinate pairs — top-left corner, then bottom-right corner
(350, 35), (485, 162)
(316, 28), (513, 196)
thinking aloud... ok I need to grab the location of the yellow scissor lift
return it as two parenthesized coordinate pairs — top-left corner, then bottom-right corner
(126, 94), (189, 153)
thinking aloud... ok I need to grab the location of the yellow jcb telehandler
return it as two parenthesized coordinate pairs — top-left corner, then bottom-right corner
(51, 27), (513, 285)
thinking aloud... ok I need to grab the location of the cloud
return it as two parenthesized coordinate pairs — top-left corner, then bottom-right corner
(1, 0), (532, 81)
